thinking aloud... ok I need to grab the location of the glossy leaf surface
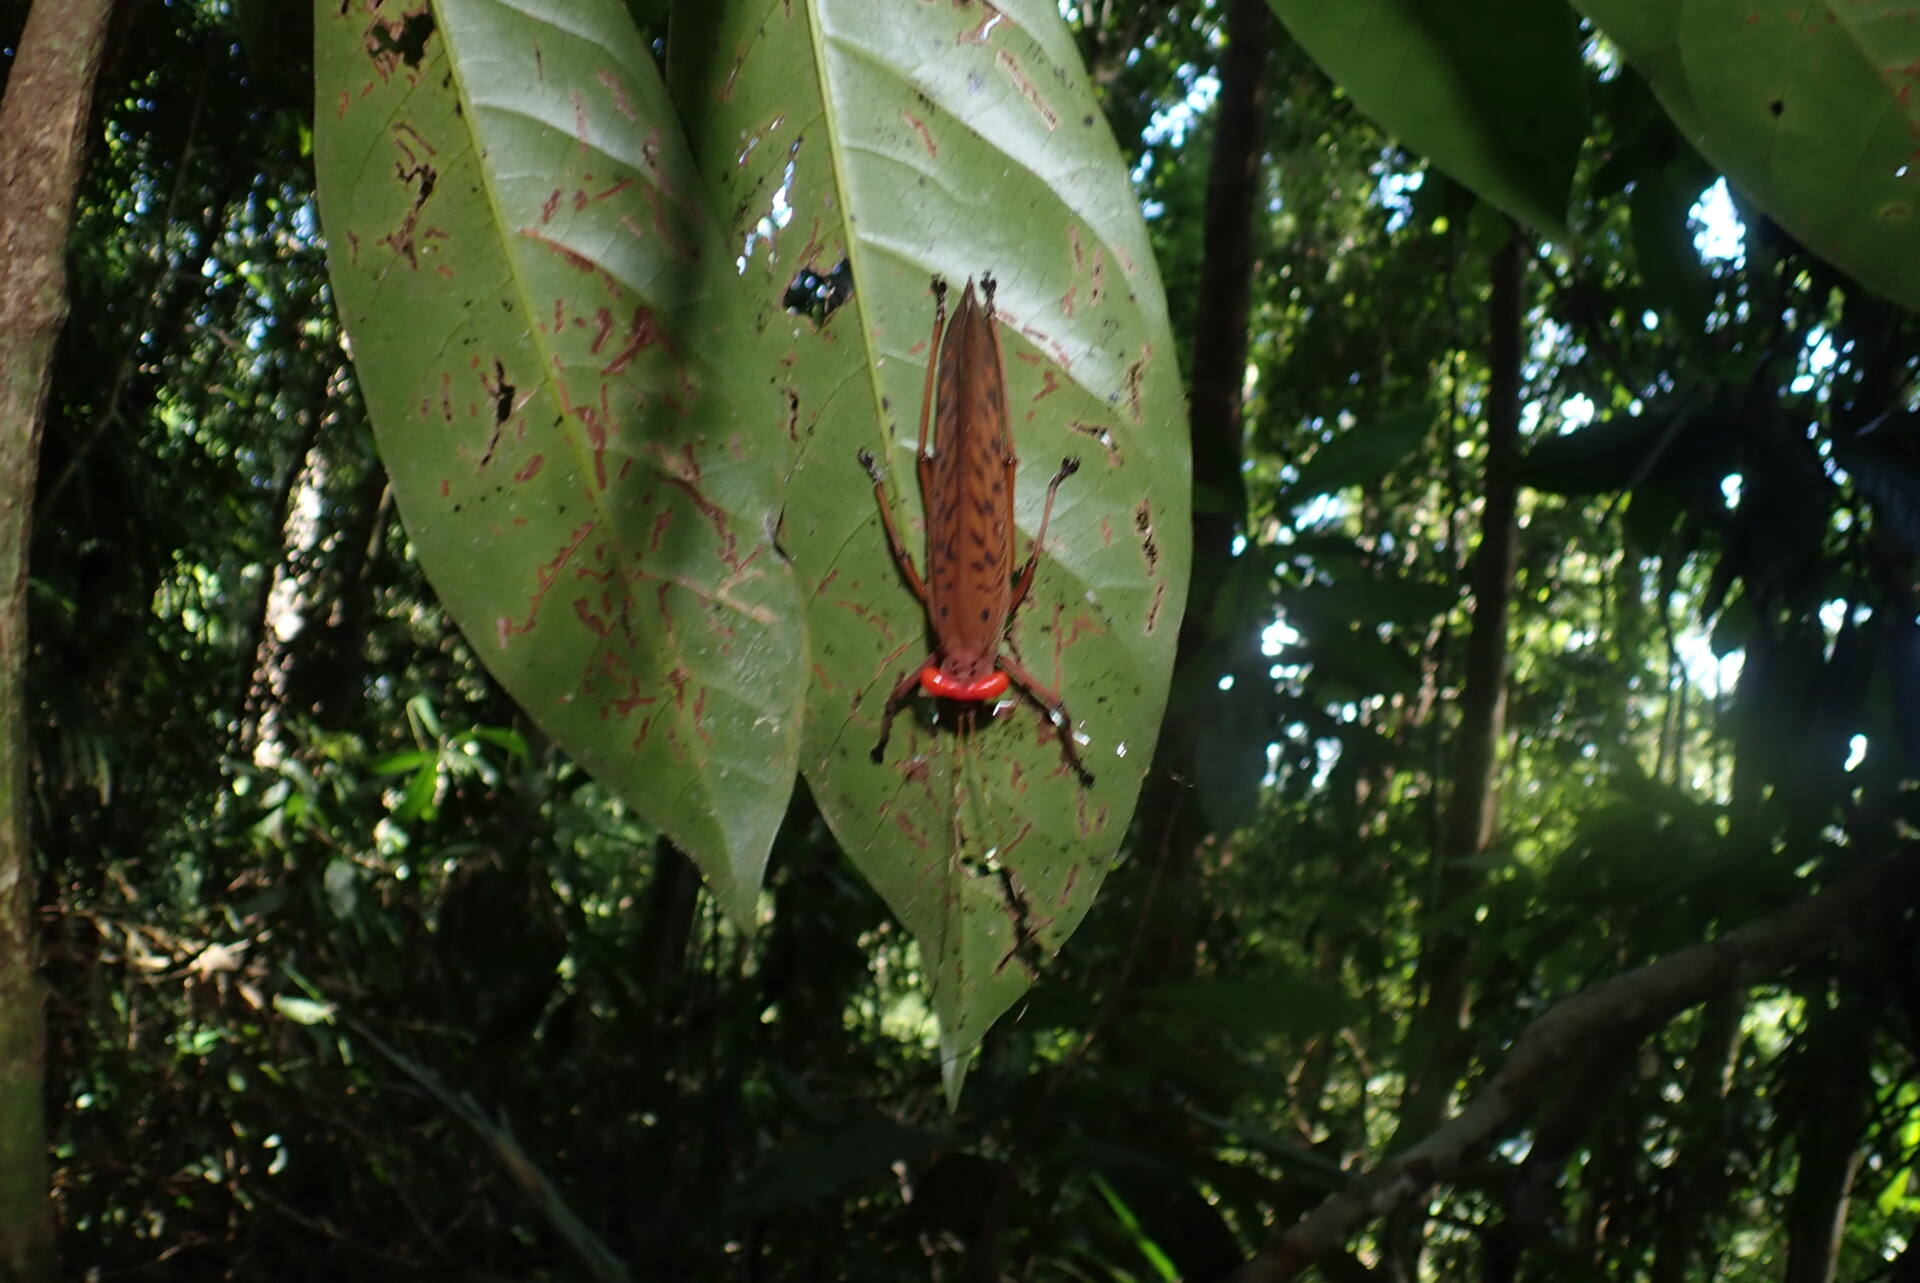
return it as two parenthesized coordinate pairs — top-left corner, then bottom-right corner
(314, 0), (806, 925)
(1264, 0), (1588, 236)
(673, 0), (1191, 1088)
(1577, 0), (1920, 311)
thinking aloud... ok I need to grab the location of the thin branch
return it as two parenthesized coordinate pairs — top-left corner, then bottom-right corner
(1226, 846), (1920, 1283)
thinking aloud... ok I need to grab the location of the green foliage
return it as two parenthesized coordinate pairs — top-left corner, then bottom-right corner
(1577, 0), (1920, 312)
(1264, 0), (1588, 236)
(311, 0), (1191, 1070)
(22, 0), (1920, 1279)
(312, 0), (805, 926)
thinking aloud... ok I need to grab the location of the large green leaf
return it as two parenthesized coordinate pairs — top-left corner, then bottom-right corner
(313, 0), (806, 925)
(1264, 0), (1588, 237)
(672, 0), (1190, 1091)
(1576, 0), (1920, 312)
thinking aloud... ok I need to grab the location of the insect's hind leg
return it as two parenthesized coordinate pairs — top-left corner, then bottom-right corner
(998, 651), (1095, 788)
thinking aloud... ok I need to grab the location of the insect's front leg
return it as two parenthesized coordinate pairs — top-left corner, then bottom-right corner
(858, 449), (930, 607)
(998, 650), (1095, 788)
(915, 276), (949, 499)
(870, 656), (932, 765)
(1010, 456), (1081, 612)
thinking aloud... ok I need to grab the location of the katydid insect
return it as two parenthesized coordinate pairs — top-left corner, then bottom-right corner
(857, 273), (1095, 788)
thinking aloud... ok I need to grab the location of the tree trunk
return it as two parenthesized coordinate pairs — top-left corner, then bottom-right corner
(1382, 225), (1525, 1281)
(0, 0), (118, 1276)
(1133, 0), (1271, 981)
(1782, 993), (1874, 1283)
(1649, 994), (1743, 1283)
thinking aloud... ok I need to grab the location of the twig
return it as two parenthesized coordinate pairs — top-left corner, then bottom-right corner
(1227, 846), (1920, 1282)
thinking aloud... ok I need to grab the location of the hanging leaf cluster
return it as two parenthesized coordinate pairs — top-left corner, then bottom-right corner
(312, 0), (1191, 1079)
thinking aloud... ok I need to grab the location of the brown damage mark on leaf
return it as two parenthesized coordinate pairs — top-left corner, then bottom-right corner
(904, 754), (936, 803)
(1133, 498), (1159, 575)
(1065, 227), (1108, 307)
(1057, 607), (1108, 657)
(647, 506), (675, 552)
(596, 68), (638, 120)
(811, 661), (836, 692)
(622, 187), (701, 262)
(379, 123), (440, 269)
(1122, 344), (1149, 423)
(999, 820), (1035, 862)
(793, 216), (828, 276)
(516, 226), (618, 292)
(554, 380), (613, 492)
(995, 49), (1058, 131)
(1072, 789), (1108, 839)
(627, 125), (707, 258)
(1144, 580), (1166, 635)
(513, 454), (543, 483)
(957, 0), (1005, 44)
(569, 91), (591, 154)
(838, 591), (902, 649)
(1007, 759), (1027, 796)
(1057, 862), (1079, 906)
(783, 388), (801, 441)
(1060, 282), (1076, 316)
(363, 5), (435, 78)
(597, 305), (666, 377)
(632, 705), (663, 750)
(631, 659), (694, 763)
(656, 442), (741, 570)
(1099, 514), (1113, 547)
(573, 590), (625, 643)
(692, 688), (714, 746)
(574, 176), (636, 212)
(1067, 419), (1121, 468)
(902, 109), (938, 158)
(496, 519), (596, 647)
(1027, 365), (1062, 411)
(425, 371), (455, 424)
(893, 809), (931, 852)
(719, 41), (749, 103)
(665, 660), (690, 711)
(634, 563), (776, 629)
(597, 656), (657, 716)
(1015, 327), (1073, 374)
(539, 188), (564, 224)
(734, 113), (789, 171)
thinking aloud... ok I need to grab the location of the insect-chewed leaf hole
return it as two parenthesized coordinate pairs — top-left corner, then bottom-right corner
(784, 257), (853, 325)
